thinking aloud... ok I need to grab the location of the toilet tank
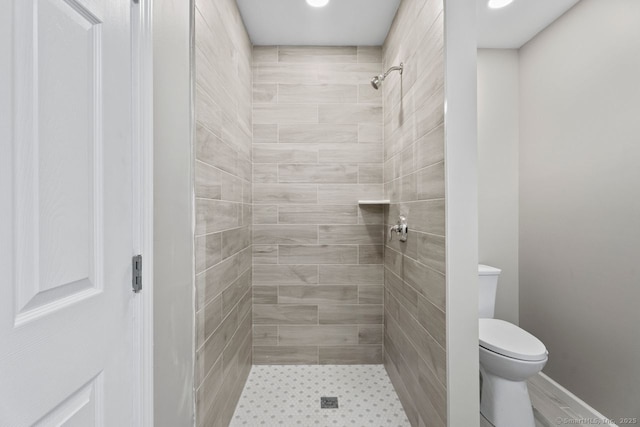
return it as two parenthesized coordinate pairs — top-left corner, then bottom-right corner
(478, 264), (502, 318)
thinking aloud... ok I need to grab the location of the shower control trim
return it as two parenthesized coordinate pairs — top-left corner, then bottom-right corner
(389, 215), (408, 242)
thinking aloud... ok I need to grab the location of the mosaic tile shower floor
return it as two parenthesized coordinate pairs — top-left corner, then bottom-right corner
(230, 365), (410, 426)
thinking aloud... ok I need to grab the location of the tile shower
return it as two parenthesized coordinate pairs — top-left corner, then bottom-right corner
(193, 0), (446, 425)
(252, 45), (386, 365)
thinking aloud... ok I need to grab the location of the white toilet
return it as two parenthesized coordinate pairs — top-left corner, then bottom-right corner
(478, 264), (548, 427)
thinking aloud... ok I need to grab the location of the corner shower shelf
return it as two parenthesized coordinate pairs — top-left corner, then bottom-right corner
(358, 200), (390, 205)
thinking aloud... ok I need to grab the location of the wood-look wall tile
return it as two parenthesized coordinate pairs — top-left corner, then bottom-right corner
(253, 305), (318, 325)
(278, 123), (357, 143)
(278, 164), (358, 184)
(253, 265), (318, 285)
(195, 306), (238, 382)
(195, 355), (223, 422)
(195, 199), (240, 236)
(317, 184), (383, 204)
(403, 256), (446, 311)
(253, 325), (277, 346)
(253, 286), (278, 304)
(415, 87), (444, 138)
(319, 265), (383, 284)
(242, 203), (253, 227)
(417, 161), (445, 200)
(195, 0), (252, 423)
(357, 46), (382, 63)
(417, 357), (447, 425)
(253, 124), (278, 143)
(319, 225), (383, 245)
(253, 245), (278, 265)
(253, 63), (318, 84)
(278, 46), (357, 63)
(416, 232), (446, 274)
(417, 294), (446, 349)
(221, 227), (250, 259)
(196, 294), (223, 349)
(319, 345), (383, 364)
(253, 163), (278, 183)
(278, 84), (357, 104)
(195, 232), (222, 273)
(253, 184), (318, 204)
(222, 271), (251, 317)
(316, 63), (383, 84)
(253, 225), (318, 244)
(279, 245), (358, 265)
(278, 205), (358, 225)
(385, 268), (417, 317)
(358, 205), (384, 225)
(253, 346), (318, 365)
(318, 104), (382, 124)
(358, 164), (383, 184)
(358, 124), (383, 143)
(416, 124), (444, 169)
(253, 46), (277, 62)
(408, 200), (445, 235)
(278, 285), (358, 304)
(195, 255), (239, 310)
(196, 125), (237, 176)
(253, 104), (318, 124)
(318, 305), (383, 324)
(195, 161), (222, 200)
(318, 143), (383, 163)
(253, 144), (318, 163)
(358, 325), (383, 344)
(253, 83), (277, 103)
(358, 84), (382, 105)
(278, 325), (358, 346)
(358, 285), (383, 304)
(253, 205), (278, 224)
(250, 46), (386, 365)
(195, 85), (222, 138)
(358, 245), (384, 264)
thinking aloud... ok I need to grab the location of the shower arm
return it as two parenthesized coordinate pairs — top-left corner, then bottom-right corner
(383, 63), (403, 78)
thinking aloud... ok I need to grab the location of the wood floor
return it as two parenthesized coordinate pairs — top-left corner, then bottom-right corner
(480, 373), (599, 427)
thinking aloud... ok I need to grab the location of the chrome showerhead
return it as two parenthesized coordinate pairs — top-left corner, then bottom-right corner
(370, 62), (403, 90)
(371, 75), (384, 90)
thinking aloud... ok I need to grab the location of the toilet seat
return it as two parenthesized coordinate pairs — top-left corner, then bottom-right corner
(479, 319), (547, 361)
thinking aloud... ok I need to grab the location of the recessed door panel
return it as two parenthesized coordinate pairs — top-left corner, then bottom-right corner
(14, 0), (103, 325)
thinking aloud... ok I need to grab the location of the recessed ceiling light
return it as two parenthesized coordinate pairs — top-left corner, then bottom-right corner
(306, 0), (330, 8)
(488, 0), (514, 9)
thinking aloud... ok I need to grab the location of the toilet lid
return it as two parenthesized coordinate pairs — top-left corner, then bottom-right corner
(479, 319), (548, 361)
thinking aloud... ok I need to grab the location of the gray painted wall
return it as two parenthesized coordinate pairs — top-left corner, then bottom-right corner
(477, 49), (519, 325)
(519, 0), (640, 419)
(153, 0), (195, 425)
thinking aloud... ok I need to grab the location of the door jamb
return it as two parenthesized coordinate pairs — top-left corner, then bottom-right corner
(132, 0), (154, 425)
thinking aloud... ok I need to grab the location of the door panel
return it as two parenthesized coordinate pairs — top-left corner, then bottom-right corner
(14, 0), (103, 324)
(0, 0), (136, 425)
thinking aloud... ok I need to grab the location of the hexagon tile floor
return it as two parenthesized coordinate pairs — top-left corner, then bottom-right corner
(230, 365), (411, 426)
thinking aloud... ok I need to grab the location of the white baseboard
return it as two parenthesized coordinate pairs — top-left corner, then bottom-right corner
(538, 372), (618, 427)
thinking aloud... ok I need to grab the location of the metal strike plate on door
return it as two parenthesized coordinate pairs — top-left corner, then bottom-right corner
(132, 255), (142, 293)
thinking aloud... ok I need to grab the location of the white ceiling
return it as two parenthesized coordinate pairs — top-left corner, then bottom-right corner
(236, 0), (580, 48)
(477, 0), (580, 48)
(236, 0), (401, 46)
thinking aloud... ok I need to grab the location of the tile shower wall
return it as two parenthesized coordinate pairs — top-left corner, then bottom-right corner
(251, 46), (385, 365)
(382, 0), (447, 426)
(193, 0), (252, 425)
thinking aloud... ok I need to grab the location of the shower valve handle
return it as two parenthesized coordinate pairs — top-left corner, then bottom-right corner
(389, 215), (408, 242)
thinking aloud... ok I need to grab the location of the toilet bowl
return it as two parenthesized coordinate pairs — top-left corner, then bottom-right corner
(479, 318), (547, 427)
(477, 265), (548, 427)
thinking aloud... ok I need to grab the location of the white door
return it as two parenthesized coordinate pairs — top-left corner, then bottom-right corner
(0, 0), (138, 425)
